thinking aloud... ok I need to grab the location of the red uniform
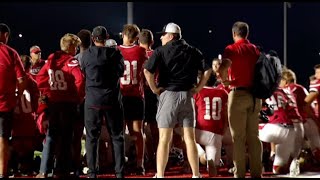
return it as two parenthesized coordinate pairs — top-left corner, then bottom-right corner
(118, 45), (148, 98)
(12, 74), (39, 137)
(265, 88), (302, 124)
(146, 50), (153, 58)
(194, 86), (228, 135)
(0, 43), (25, 112)
(286, 83), (315, 123)
(28, 59), (46, 80)
(36, 51), (85, 104)
(309, 79), (320, 121)
(216, 83), (231, 93)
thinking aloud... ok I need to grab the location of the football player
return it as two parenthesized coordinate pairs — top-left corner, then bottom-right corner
(118, 24), (148, 175)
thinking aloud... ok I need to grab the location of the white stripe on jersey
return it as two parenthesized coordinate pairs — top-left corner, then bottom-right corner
(309, 88), (319, 92)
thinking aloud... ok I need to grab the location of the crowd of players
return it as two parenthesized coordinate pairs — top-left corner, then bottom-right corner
(1, 21), (320, 178)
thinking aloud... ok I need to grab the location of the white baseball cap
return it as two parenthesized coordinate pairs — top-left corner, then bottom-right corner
(157, 22), (181, 35)
(105, 39), (117, 47)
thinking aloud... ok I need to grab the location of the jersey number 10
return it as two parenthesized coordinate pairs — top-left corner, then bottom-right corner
(203, 97), (222, 120)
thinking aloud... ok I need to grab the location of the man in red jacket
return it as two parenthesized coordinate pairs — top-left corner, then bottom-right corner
(0, 23), (26, 178)
(36, 33), (84, 178)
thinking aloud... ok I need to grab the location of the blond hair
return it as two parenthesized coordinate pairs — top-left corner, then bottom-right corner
(60, 33), (81, 53)
(282, 68), (296, 83)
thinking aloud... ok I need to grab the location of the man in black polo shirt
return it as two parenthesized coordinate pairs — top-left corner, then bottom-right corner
(144, 22), (212, 178)
(81, 26), (125, 178)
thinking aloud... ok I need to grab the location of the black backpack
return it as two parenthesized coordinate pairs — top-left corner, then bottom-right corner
(251, 52), (282, 99)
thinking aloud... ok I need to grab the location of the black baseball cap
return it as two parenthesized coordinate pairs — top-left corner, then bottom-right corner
(92, 26), (108, 40)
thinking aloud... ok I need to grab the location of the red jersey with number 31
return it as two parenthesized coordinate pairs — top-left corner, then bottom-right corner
(194, 86), (228, 135)
(118, 45), (148, 98)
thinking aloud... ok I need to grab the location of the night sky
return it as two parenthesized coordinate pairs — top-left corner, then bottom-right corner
(1, 2), (319, 88)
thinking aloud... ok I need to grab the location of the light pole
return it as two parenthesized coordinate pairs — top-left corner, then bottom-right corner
(284, 2), (287, 67)
(127, 2), (133, 24)
(283, 2), (291, 67)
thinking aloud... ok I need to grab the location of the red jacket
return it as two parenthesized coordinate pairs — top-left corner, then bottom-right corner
(36, 51), (85, 106)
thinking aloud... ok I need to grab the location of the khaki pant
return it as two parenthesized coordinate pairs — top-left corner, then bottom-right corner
(228, 90), (262, 178)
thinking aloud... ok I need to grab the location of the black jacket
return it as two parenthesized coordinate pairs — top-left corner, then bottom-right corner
(81, 46), (124, 108)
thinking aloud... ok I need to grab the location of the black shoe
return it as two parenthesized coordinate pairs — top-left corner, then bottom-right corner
(135, 166), (145, 176)
(87, 173), (97, 178)
(116, 173), (124, 178)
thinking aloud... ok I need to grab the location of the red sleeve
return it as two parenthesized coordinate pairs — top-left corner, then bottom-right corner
(36, 62), (50, 97)
(29, 76), (40, 114)
(284, 89), (303, 122)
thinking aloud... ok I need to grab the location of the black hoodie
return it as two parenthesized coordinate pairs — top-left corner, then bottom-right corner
(81, 46), (124, 108)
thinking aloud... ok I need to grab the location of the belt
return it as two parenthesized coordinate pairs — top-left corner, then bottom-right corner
(231, 87), (249, 91)
(277, 123), (294, 128)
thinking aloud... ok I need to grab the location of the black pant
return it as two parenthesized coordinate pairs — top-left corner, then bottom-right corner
(40, 103), (76, 176)
(84, 103), (125, 177)
(71, 101), (85, 175)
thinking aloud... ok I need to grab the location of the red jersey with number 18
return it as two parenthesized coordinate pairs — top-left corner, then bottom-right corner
(194, 86), (228, 135)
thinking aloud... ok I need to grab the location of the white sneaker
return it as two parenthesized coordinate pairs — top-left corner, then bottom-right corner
(228, 167), (235, 174)
(192, 174), (202, 178)
(289, 158), (300, 177)
(153, 174), (164, 178)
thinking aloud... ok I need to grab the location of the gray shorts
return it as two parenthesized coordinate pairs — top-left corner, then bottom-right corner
(156, 90), (195, 128)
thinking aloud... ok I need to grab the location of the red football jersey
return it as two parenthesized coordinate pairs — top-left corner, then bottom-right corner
(118, 45), (148, 98)
(265, 88), (302, 124)
(286, 83), (315, 122)
(194, 86), (228, 135)
(36, 51), (85, 104)
(12, 75), (39, 137)
(0, 43), (26, 111)
(312, 100), (319, 119)
(309, 79), (320, 121)
(146, 50), (153, 58)
(216, 83), (231, 93)
(28, 59), (46, 80)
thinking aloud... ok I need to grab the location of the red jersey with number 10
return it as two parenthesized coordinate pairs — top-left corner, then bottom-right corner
(36, 51), (85, 104)
(12, 74), (39, 137)
(118, 45), (148, 98)
(194, 86), (228, 135)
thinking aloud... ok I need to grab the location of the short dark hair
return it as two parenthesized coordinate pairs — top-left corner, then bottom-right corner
(92, 26), (108, 43)
(0, 23), (10, 35)
(77, 29), (92, 49)
(268, 50), (278, 58)
(171, 33), (181, 40)
(139, 29), (153, 45)
(314, 64), (320, 70)
(232, 21), (249, 38)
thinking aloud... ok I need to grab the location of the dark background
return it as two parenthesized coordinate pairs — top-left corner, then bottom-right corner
(0, 2), (319, 87)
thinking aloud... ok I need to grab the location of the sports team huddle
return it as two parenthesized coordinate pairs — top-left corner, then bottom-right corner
(0, 20), (319, 178)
